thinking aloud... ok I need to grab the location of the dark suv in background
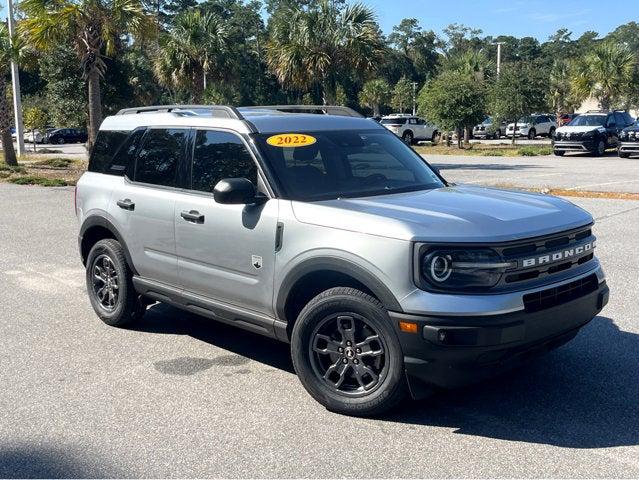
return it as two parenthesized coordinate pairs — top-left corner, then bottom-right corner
(48, 128), (88, 144)
(618, 120), (639, 158)
(553, 110), (634, 156)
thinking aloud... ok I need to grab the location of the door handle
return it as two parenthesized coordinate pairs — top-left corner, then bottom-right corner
(117, 199), (135, 211)
(181, 210), (205, 224)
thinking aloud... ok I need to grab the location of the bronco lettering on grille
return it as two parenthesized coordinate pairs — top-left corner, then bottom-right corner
(521, 240), (596, 268)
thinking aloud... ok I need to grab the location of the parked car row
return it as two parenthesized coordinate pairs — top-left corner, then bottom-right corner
(554, 110), (636, 157)
(17, 127), (88, 144)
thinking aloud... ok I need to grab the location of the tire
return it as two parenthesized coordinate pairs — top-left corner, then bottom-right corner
(85, 238), (145, 327)
(593, 139), (605, 157)
(402, 131), (414, 145)
(495, 129), (502, 139)
(527, 128), (536, 140)
(57, 137), (65, 144)
(619, 151), (630, 158)
(548, 127), (556, 139)
(291, 287), (407, 417)
(431, 130), (439, 144)
(554, 150), (565, 156)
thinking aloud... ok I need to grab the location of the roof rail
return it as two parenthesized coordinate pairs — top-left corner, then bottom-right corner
(116, 105), (244, 120)
(242, 105), (364, 118)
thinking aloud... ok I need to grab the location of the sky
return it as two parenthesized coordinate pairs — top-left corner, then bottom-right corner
(362, 0), (636, 40)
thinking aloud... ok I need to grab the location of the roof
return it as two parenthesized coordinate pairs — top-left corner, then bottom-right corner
(100, 105), (384, 134)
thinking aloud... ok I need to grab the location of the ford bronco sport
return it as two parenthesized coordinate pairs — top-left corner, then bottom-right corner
(77, 104), (609, 416)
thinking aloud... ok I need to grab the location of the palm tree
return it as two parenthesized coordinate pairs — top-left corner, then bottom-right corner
(443, 49), (492, 82)
(571, 41), (636, 110)
(267, 0), (386, 105)
(359, 79), (389, 116)
(20, 0), (155, 146)
(549, 59), (580, 119)
(0, 24), (23, 166)
(152, 9), (229, 103)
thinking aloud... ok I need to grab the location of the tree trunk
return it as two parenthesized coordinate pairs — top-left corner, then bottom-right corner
(322, 75), (337, 105)
(463, 126), (470, 147)
(373, 103), (380, 117)
(87, 70), (103, 149)
(0, 76), (17, 166)
(192, 67), (205, 104)
(511, 121), (517, 145)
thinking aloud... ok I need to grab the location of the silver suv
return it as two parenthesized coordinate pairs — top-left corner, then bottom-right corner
(77, 104), (609, 416)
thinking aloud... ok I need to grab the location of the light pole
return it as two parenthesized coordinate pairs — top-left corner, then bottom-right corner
(7, 0), (25, 157)
(494, 42), (505, 77)
(412, 82), (417, 115)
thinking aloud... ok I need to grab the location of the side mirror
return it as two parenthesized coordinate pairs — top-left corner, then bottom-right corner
(213, 178), (263, 205)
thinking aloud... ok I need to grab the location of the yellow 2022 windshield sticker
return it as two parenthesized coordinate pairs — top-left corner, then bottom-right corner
(266, 133), (317, 147)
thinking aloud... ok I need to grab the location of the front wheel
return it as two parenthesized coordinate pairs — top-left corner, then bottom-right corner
(548, 127), (556, 139)
(619, 151), (630, 158)
(291, 287), (407, 416)
(86, 239), (145, 327)
(594, 139), (606, 157)
(554, 150), (565, 156)
(528, 129), (536, 140)
(402, 131), (414, 145)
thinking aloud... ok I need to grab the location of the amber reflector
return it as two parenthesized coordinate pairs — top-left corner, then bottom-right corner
(399, 321), (418, 333)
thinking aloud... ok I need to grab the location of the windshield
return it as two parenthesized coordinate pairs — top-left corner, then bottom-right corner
(380, 117), (407, 125)
(517, 116), (535, 124)
(255, 129), (444, 201)
(568, 115), (606, 127)
(482, 117), (493, 125)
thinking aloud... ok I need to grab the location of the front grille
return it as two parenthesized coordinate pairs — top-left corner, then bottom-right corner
(523, 274), (598, 312)
(494, 225), (596, 289)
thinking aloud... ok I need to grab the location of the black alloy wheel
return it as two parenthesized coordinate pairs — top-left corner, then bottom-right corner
(310, 314), (388, 395)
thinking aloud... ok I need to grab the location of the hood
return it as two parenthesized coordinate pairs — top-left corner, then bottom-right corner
(291, 185), (592, 243)
(623, 123), (639, 132)
(557, 125), (604, 134)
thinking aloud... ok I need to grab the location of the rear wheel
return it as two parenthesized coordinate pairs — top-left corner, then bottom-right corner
(554, 150), (565, 156)
(548, 127), (556, 139)
(86, 239), (145, 327)
(528, 129), (536, 140)
(291, 287), (406, 416)
(431, 130), (439, 143)
(402, 131), (414, 145)
(57, 137), (65, 144)
(594, 139), (606, 156)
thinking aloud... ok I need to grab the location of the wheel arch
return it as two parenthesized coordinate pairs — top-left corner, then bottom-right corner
(275, 257), (403, 336)
(79, 216), (137, 274)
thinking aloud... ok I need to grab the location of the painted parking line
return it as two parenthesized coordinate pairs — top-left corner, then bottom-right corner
(566, 180), (639, 191)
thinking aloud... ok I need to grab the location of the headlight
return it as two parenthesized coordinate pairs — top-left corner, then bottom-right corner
(420, 248), (516, 291)
(620, 131), (627, 140)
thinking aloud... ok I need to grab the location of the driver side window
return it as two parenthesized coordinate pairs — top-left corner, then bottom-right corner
(191, 130), (257, 193)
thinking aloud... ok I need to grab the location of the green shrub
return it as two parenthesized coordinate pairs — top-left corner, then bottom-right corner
(34, 157), (76, 168)
(8, 175), (69, 186)
(0, 163), (26, 173)
(518, 146), (553, 156)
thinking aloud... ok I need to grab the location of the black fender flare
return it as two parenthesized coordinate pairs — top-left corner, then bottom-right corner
(275, 257), (403, 322)
(79, 215), (138, 274)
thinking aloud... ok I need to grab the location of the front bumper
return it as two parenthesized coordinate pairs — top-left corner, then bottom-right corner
(553, 139), (599, 152)
(619, 142), (639, 155)
(390, 273), (608, 395)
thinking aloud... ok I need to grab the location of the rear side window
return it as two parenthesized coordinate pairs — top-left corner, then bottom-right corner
(191, 130), (257, 193)
(88, 130), (129, 174)
(134, 128), (188, 187)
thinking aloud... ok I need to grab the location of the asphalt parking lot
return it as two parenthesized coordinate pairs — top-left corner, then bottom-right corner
(428, 151), (639, 193)
(1, 172), (639, 477)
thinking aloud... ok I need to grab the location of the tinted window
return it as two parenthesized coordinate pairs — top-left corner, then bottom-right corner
(568, 115), (606, 127)
(380, 118), (407, 125)
(134, 128), (187, 187)
(191, 130), (257, 193)
(88, 130), (129, 174)
(614, 112), (626, 126)
(256, 130), (443, 201)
